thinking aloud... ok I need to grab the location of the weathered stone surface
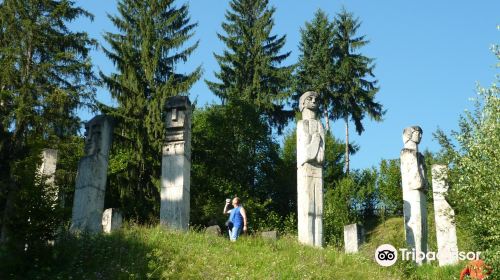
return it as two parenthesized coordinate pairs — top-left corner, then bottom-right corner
(38, 149), (58, 205)
(70, 115), (113, 233)
(261, 231), (278, 241)
(344, 224), (364, 253)
(432, 164), (459, 266)
(161, 96), (191, 231)
(205, 225), (221, 236)
(102, 208), (123, 234)
(297, 91), (325, 247)
(38, 149), (58, 185)
(400, 126), (428, 265)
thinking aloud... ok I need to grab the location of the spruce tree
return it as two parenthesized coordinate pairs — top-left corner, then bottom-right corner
(206, 0), (293, 130)
(295, 9), (336, 131)
(101, 0), (201, 221)
(0, 0), (97, 243)
(332, 9), (384, 173)
(192, 0), (292, 228)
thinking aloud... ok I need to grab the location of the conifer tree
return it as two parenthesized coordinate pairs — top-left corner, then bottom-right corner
(295, 9), (336, 131)
(206, 0), (293, 130)
(332, 9), (384, 173)
(0, 0), (97, 242)
(101, 0), (201, 221)
(192, 0), (292, 227)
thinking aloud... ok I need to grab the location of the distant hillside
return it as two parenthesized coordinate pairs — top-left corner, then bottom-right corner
(2, 218), (466, 279)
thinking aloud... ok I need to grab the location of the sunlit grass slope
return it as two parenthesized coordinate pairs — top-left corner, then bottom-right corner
(5, 217), (468, 279)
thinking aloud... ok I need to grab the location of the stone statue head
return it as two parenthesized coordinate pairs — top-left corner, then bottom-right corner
(164, 96), (191, 143)
(402, 126), (423, 146)
(83, 115), (113, 156)
(299, 91), (320, 112)
(84, 122), (102, 156)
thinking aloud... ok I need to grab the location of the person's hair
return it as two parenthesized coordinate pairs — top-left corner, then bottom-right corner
(402, 126), (423, 143)
(299, 91), (319, 112)
(233, 197), (241, 205)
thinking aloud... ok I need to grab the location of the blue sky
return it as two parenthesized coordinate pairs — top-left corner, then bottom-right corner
(72, 0), (499, 170)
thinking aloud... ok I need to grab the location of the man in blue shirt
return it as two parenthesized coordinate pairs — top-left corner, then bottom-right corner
(223, 197), (248, 241)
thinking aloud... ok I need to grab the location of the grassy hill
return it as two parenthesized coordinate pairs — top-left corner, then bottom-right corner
(2, 217), (468, 279)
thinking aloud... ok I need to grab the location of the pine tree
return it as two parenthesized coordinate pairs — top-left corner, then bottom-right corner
(206, 0), (293, 130)
(295, 9), (336, 131)
(332, 9), (384, 174)
(101, 0), (201, 221)
(0, 0), (97, 243)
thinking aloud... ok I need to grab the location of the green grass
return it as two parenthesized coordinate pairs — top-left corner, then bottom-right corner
(359, 217), (467, 280)
(1, 217), (469, 279)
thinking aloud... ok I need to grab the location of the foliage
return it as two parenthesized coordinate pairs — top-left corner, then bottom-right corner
(101, 0), (201, 222)
(294, 9), (336, 129)
(266, 129), (346, 235)
(190, 103), (282, 231)
(0, 0), (96, 244)
(331, 8), (384, 134)
(435, 48), (500, 277)
(377, 159), (402, 215)
(193, 0), (294, 232)
(332, 8), (385, 173)
(324, 168), (377, 247)
(294, 8), (384, 173)
(206, 0), (294, 131)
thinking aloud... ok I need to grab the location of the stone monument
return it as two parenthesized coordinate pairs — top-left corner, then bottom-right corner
(261, 231), (278, 241)
(160, 96), (191, 231)
(205, 225), (222, 236)
(344, 223), (364, 253)
(432, 164), (459, 266)
(38, 149), (58, 206)
(102, 208), (123, 234)
(400, 126), (428, 264)
(70, 115), (113, 233)
(38, 149), (58, 186)
(297, 91), (325, 247)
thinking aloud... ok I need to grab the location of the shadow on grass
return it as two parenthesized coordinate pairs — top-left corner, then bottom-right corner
(0, 227), (175, 280)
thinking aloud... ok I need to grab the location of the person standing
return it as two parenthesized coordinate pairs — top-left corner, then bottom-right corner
(223, 197), (247, 241)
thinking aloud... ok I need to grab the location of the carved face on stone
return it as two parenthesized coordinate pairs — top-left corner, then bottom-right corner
(402, 126), (423, 145)
(84, 122), (102, 156)
(411, 129), (422, 144)
(166, 107), (187, 129)
(299, 91), (320, 112)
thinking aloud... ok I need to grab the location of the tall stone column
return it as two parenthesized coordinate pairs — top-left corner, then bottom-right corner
(400, 126), (428, 265)
(70, 115), (113, 233)
(160, 96), (191, 231)
(432, 164), (459, 266)
(38, 149), (58, 206)
(297, 91), (325, 247)
(38, 149), (58, 185)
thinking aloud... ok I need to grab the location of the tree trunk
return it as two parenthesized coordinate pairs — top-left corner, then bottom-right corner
(323, 108), (330, 132)
(1, 181), (17, 243)
(345, 117), (350, 174)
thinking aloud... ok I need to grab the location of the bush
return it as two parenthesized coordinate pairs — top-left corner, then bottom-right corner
(435, 44), (500, 278)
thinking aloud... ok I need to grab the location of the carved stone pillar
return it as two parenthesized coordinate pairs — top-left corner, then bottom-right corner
(160, 96), (191, 231)
(400, 125), (428, 265)
(70, 115), (113, 233)
(432, 164), (458, 266)
(297, 91), (325, 247)
(38, 149), (58, 206)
